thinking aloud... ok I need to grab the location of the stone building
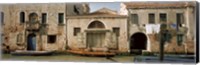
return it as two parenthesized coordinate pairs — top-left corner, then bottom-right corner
(121, 2), (196, 53)
(0, 2), (196, 54)
(66, 8), (128, 52)
(0, 3), (89, 52)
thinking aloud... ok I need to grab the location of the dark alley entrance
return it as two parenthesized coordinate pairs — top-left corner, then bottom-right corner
(130, 32), (147, 54)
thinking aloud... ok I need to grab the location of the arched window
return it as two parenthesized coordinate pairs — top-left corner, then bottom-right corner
(88, 21), (105, 29)
(29, 13), (38, 23)
(20, 12), (25, 23)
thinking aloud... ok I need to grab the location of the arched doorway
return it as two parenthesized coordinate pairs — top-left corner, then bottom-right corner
(86, 21), (106, 48)
(27, 33), (36, 51)
(130, 32), (147, 54)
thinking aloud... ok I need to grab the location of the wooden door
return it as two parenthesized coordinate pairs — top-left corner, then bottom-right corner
(87, 32), (105, 48)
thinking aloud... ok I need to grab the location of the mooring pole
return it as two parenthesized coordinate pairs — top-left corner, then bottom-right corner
(159, 23), (167, 62)
(159, 39), (164, 62)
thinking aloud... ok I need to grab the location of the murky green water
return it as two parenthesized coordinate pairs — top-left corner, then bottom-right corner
(1, 54), (134, 62)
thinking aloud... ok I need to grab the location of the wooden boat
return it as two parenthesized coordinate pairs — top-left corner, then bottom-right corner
(11, 50), (54, 56)
(66, 50), (116, 57)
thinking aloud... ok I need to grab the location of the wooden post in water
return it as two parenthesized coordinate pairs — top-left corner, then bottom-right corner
(159, 23), (167, 62)
(159, 38), (164, 62)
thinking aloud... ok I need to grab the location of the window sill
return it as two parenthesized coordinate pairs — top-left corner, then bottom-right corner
(47, 43), (56, 44)
(58, 24), (65, 26)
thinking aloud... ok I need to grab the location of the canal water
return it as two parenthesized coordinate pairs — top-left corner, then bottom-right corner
(1, 54), (134, 62)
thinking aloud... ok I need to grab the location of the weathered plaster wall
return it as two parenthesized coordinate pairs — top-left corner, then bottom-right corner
(1, 3), (67, 51)
(128, 8), (195, 53)
(67, 17), (128, 52)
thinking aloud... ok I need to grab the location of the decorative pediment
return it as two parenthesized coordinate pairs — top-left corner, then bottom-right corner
(90, 7), (117, 15)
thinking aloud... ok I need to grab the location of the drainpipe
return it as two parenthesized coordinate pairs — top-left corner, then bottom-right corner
(127, 9), (131, 53)
(127, 9), (130, 41)
(39, 26), (43, 51)
(24, 21), (27, 51)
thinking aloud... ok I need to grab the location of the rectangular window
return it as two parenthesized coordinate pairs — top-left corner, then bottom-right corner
(48, 35), (56, 43)
(131, 14), (138, 24)
(58, 13), (64, 24)
(176, 13), (184, 24)
(74, 28), (81, 36)
(42, 13), (47, 24)
(20, 12), (25, 23)
(113, 27), (120, 37)
(1, 12), (4, 25)
(160, 13), (167, 22)
(149, 13), (155, 24)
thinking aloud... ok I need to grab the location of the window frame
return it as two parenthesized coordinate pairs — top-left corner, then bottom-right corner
(47, 35), (57, 44)
(130, 14), (139, 25)
(20, 12), (25, 23)
(1, 12), (4, 25)
(148, 13), (155, 24)
(42, 13), (47, 24)
(159, 13), (167, 22)
(74, 27), (81, 36)
(176, 13), (184, 24)
(112, 27), (120, 37)
(58, 13), (64, 24)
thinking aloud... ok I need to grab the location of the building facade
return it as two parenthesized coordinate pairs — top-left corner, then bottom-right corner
(0, 3), (89, 52)
(0, 2), (196, 54)
(122, 2), (196, 53)
(66, 8), (128, 52)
